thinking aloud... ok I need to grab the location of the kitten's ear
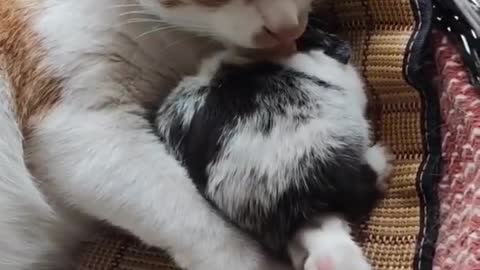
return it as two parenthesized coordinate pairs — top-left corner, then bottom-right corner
(296, 17), (352, 64)
(322, 34), (351, 65)
(306, 14), (328, 29)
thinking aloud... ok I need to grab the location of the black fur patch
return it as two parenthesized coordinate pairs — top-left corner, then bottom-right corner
(296, 18), (352, 64)
(165, 63), (333, 192)
(246, 148), (383, 257)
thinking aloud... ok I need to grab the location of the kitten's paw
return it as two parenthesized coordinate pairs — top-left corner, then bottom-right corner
(302, 239), (372, 270)
(304, 256), (334, 270)
(303, 252), (371, 270)
(365, 143), (394, 192)
(289, 216), (372, 270)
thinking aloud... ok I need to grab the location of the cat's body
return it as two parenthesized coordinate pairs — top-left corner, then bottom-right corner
(156, 27), (392, 270)
(0, 0), (319, 269)
(0, 0), (389, 269)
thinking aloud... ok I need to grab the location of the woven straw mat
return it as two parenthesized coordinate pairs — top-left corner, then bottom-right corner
(77, 0), (441, 269)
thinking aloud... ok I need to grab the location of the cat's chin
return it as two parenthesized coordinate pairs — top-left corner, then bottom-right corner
(267, 42), (298, 56)
(229, 42), (299, 61)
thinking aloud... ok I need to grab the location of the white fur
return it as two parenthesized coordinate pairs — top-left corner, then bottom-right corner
(289, 216), (372, 270)
(0, 72), (49, 270)
(365, 144), (394, 188)
(0, 72), (93, 270)
(28, 103), (288, 270)
(280, 51), (368, 111)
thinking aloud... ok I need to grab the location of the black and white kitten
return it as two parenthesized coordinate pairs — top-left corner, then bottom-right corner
(155, 25), (393, 270)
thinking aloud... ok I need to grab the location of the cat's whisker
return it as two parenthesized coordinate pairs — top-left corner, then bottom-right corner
(181, 26), (214, 36)
(126, 18), (167, 23)
(135, 25), (182, 39)
(159, 35), (206, 53)
(108, 4), (145, 9)
(118, 18), (170, 27)
(118, 10), (159, 17)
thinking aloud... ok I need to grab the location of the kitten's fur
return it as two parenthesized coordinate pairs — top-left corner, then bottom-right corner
(155, 25), (393, 270)
(0, 0), (389, 270)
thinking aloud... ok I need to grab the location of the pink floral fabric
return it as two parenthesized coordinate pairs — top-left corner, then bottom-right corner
(432, 30), (480, 270)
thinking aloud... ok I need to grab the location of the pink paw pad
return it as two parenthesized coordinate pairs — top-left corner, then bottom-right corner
(306, 256), (334, 270)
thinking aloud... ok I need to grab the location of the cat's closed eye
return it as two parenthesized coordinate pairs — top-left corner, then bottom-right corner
(140, 0), (313, 48)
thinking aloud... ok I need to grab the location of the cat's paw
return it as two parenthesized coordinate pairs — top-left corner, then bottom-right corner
(186, 236), (293, 270)
(364, 143), (394, 193)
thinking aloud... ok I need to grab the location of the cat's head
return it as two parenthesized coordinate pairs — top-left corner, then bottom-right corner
(137, 0), (313, 49)
(296, 17), (352, 64)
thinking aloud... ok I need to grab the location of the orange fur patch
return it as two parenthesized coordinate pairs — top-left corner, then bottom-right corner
(0, 0), (63, 131)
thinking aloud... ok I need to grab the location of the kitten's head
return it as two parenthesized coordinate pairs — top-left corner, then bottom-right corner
(138, 0), (312, 49)
(296, 17), (352, 64)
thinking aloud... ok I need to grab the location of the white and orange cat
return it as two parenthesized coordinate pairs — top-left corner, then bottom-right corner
(0, 0), (374, 270)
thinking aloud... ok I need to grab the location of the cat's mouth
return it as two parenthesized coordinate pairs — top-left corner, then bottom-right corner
(234, 41), (299, 60)
(269, 41), (298, 56)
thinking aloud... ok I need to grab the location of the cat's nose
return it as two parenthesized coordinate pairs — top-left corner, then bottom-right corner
(256, 0), (309, 43)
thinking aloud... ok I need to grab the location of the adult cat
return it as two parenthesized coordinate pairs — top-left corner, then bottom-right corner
(0, 0), (367, 270)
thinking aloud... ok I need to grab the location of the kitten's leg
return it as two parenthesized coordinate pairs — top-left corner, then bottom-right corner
(28, 105), (289, 270)
(364, 143), (394, 193)
(288, 216), (371, 270)
(288, 144), (393, 270)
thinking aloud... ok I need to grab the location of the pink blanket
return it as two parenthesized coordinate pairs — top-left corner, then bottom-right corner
(433, 30), (480, 270)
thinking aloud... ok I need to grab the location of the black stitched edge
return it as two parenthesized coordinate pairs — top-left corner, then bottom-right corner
(404, 1), (442, 270)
